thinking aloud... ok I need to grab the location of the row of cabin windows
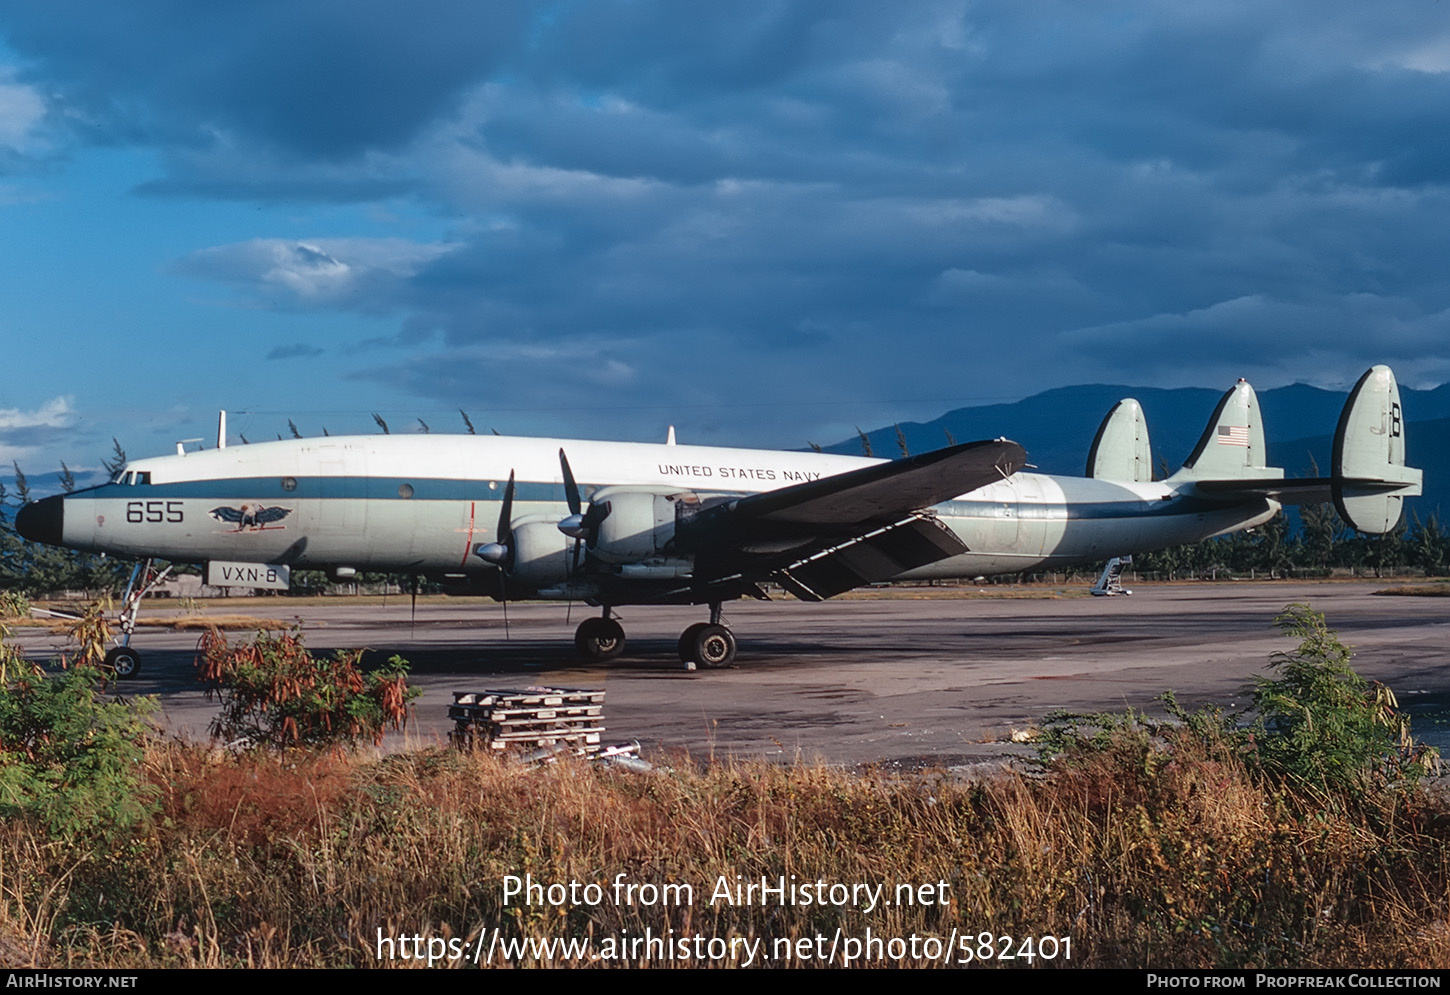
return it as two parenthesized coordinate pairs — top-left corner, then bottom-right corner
(114, 471), (416, 499)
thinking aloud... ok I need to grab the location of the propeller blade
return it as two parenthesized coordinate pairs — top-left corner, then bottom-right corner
(558, 450), (588, 573)
(496, 471), (514, 638)
(497, 470), (516, 540)
(559, 448), (581, 516)
(499, 567), (510, 640)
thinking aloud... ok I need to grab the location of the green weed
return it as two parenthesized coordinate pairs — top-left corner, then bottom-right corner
(1247, 603), (1440, 795)
(0, 634), (157, 841)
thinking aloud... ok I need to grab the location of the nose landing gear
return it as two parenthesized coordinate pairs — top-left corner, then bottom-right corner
(30, 559), (170, 680)
(574, 608), (626, 660)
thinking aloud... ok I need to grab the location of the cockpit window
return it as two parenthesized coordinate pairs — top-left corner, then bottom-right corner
(126, 471), (151, 486)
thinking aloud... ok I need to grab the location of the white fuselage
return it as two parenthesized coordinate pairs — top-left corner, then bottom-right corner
(55, 434), (1276, 596)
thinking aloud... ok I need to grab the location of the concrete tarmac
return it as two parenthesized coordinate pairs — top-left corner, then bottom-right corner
(16, 581), (1450, 768)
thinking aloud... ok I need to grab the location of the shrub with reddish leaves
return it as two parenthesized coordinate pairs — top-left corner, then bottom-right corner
(195, 627), (418, 749)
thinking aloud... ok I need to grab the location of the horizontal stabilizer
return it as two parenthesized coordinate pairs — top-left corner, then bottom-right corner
(1194, 476), (1412, 506)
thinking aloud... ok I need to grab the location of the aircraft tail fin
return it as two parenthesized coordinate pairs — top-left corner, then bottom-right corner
(1332, 365), (1422, 533)
(1169, 379), (1282, 484)
(1086, 398), (1153, 482)
(1178, 366), (1421, 534)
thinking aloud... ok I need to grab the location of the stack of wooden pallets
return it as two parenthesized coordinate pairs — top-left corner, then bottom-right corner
(449, 687), (607, 754)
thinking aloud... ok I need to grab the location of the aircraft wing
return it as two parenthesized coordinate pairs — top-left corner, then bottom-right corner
(680, 439), (1026, 601)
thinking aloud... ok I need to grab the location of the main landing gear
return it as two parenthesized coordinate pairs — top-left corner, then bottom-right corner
(677, 603), (735, 669)
(571, 603), (737, 670)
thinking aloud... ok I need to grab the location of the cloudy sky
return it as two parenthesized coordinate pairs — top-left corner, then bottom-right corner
(2, 2), (1448, 486)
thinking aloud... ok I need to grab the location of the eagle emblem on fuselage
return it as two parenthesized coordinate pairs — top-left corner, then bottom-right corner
(209, 504), (293, 532)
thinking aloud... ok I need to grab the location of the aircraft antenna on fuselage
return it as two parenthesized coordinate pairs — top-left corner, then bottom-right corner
(217, 410), (227, 449)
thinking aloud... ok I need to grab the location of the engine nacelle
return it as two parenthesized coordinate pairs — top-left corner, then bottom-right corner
(588, 487), (681, 564)
(508, 518), (574, 589)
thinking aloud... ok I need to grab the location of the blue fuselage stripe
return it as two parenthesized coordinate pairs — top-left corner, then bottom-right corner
(74, 476), (1232, 522)
(80, 477), (565, 503)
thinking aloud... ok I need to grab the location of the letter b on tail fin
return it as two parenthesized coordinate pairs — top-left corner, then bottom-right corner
(1333, 365), (1422, 533)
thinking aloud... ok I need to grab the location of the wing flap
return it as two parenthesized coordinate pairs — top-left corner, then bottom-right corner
(775, 514), (969, 602)
(682, 439), (1022, 597)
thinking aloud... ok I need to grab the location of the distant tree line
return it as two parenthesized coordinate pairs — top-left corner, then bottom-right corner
(1126, 507), (1440, 582)
(1017, 506), (1443, 584)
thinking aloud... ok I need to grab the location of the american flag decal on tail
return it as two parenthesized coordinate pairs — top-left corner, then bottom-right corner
(1217, 425), (1250, 446)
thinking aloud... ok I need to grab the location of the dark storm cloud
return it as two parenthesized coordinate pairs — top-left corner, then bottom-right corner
(1, 1), (529, 160)
(1057, 293), (1450, 386)
(526, 1), (844, 101)
(9, 2), (1450, 445)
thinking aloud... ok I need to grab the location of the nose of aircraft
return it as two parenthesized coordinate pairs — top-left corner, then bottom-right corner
(15, 495), (64, 545)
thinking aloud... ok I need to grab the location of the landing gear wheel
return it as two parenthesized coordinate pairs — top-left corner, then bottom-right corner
(575, 617), (626, 660)
(104, 646), (142, 679)
(685, 624), (736, 669)
(677, 622), (710, 662)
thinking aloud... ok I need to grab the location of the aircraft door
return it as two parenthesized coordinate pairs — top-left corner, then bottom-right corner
(978, 478), (1021, 551)
(1013, 474), (1047, 556)
(314, 444), (369, 537)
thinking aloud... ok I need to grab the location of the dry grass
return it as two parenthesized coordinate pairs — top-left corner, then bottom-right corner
(141, 615), (291, 630)
(1374, 584), (1450, 597)
(7, 615), (288, 632)
(0, 731), (1446, 969)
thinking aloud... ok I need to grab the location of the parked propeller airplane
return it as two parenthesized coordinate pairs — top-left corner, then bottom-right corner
(15, 366), (1421, 677)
